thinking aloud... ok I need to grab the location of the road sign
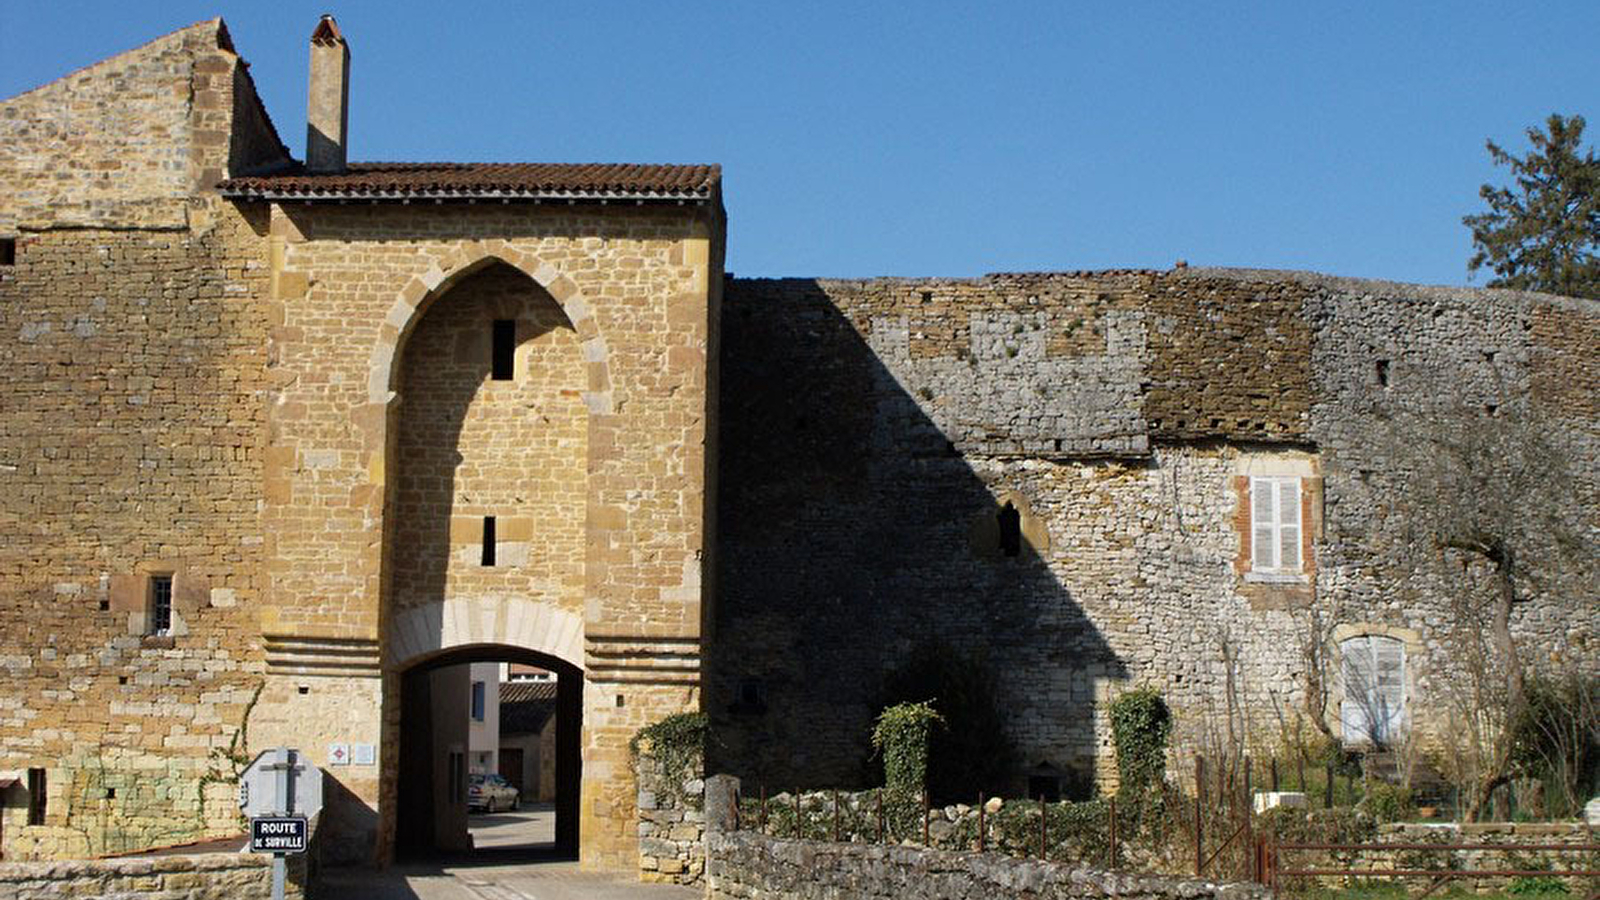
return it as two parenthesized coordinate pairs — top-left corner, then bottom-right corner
(238, 748), (323, 818)
(250, 816), (308, 854)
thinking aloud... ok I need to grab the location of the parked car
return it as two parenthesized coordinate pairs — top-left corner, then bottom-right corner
(468, 773), (519, 812)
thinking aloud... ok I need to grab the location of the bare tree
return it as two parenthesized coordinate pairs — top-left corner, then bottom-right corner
(1382, 395), (1596, 820)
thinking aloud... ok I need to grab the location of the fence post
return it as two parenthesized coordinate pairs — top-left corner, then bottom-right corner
(1324, 761), (1333, 809)
(1244, 756), (1254, 882)
(876, 789), (883, 844)
(977, 792), (985, 853)
(832, 790), (840, 842)
(795, 788), (801, 838)
(1195, 756), (1205, 877)
(1039, 796), (1046, 860)
(1108, 796), (1117, 871)
(1270, 757), (1279, 792)
(761, 784), (768, 834)
(922, 789), (930, 846)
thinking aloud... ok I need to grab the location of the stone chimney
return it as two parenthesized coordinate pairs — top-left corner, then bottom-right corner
(306, 15), (350, 173)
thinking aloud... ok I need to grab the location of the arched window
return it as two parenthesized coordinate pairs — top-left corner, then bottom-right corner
(1340, 635), (1405, 747)
(997, 502), (1022, 558)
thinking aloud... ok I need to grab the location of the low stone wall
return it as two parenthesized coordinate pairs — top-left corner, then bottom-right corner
(705, 831), (1268, 900)
(0, 850), (301, 900)
(635, 745), (707, 884)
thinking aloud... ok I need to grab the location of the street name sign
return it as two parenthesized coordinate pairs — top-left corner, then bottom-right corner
(250, 816), (308, 854)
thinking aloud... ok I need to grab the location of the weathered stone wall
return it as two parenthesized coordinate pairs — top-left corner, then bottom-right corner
(0, 19), (287, 233)
(634, 745), (706, 884)
(711, 271), (1598, 795)
(0, 851), (300, 900)
(705, 831), (1268, 900)
(0, 205), (275, 858)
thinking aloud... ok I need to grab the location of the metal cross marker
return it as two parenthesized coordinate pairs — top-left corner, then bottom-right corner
(240, 748), (323, 900)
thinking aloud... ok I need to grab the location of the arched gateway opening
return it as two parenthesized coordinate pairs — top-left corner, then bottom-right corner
(379, 258), (593, 862)
(395, 645), (582, 859)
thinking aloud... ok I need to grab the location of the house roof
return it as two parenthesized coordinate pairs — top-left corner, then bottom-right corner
(217, 162), (721, 203)
(499, 680), (558, 735)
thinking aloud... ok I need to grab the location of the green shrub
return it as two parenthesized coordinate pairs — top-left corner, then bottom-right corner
(872, 701), (944, 795)
(1110, 687), (1171, 798)
(1360, 780), (1416, 824)
(880, 642), (1015, 803)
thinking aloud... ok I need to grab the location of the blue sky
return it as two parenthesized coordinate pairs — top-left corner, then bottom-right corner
(3, 1), (1595, 284)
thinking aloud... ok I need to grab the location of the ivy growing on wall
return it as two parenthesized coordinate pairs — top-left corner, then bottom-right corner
(1110, 686), (1171, 798)
(630, 711), (709, 802)
(872, 701), (944, 795)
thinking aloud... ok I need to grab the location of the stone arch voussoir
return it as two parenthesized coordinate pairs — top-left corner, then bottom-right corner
(389, 598), (585, 672)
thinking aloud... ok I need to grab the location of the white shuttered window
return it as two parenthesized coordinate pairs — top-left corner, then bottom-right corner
(1250, 476), (1302, 573)
(1340, 635), (1406, 746)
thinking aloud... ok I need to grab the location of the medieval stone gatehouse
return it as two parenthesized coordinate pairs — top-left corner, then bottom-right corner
(0, 16), (1594, 872)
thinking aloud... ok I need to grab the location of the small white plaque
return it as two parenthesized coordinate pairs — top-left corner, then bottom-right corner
(352, 743), (376, 766)
(328, 743), (350, 766)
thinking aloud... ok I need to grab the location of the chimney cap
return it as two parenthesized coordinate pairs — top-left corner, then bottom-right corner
(310, 14), (345, 46)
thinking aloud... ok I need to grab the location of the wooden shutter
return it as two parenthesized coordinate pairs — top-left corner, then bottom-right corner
(1278, 480), (1301, 570)
(1340, 638), (1375, 743)
(1340, 636), (1406, 746)
(1250, 476), (1303, 572)
(1373, 636), (1406, 743)
(1252, 478), (1276, 569)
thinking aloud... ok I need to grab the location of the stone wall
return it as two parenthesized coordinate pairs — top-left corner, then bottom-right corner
(0, 19), (287, 233)
(0, 206), (275, 858)
(705, 831), (1268, 900)
(711, 271), (1599, 795)
(634, 744), (706, 884)
(0, 850), (300, 900)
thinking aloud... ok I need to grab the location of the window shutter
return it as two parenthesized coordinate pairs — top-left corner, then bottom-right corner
(1252, 479), (1276, 568)
(1373, 637), (1406, 742)
(1278, 480), (1301, 569)
(1340, 638), (1376, 743)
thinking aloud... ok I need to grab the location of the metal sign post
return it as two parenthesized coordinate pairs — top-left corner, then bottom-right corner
(239, 748), (323, 900)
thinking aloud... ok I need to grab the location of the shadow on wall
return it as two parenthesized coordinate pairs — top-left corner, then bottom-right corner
(709, 279), (1127, 801)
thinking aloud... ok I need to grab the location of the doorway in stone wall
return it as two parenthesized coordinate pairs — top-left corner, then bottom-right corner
(394, 645), (582, 861)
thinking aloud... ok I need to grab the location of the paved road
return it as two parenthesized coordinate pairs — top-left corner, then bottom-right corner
(319, 858), (700, 900)
(470, 804), (556, 849)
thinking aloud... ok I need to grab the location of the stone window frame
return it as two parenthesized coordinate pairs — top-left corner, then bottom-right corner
(1330, 624), (1420, 749)
(1232, 453), (1321, 587)
(968, 490), (1051, 561)
(108, 564), (207, 639)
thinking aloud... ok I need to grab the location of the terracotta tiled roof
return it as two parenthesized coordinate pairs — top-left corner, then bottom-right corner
(500, 680), (558, 735)
(218, 162), (720, 201)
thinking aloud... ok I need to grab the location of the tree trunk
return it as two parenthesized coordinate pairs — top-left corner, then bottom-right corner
(1465, 555), (1524, 822)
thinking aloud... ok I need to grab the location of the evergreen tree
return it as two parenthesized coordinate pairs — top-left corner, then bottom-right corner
(1463, 113), (1599, 300)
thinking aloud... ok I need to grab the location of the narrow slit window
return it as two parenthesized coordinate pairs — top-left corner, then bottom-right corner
(998, 502), (1022, 557)
(481, 516), (496, 566)
(1375, 359), (1390, 388)
(491, 320), (516, 380)
(0, 238), (15, 266)
(27, 768), (45, 826)
(149, 575), (173, 635)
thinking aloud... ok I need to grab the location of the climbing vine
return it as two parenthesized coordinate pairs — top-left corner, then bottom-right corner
(1110, 686), (1171, 798)
(631, 711), (709, 803)
(196, 679), (264, 827)
(872, 700), (944, 795)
